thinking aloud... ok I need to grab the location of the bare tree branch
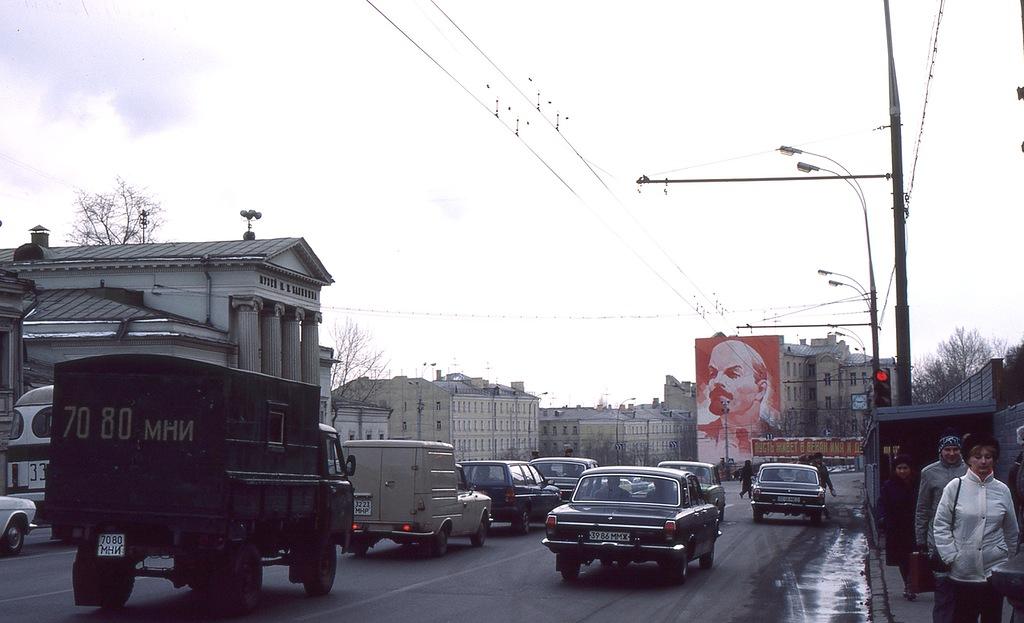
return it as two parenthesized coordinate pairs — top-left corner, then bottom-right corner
(67, 177), (164, 246)
(912, 327), (1001, 403)
(330, 318), (389, 404)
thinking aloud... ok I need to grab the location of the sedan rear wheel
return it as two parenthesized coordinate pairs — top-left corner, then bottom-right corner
(557, 554), (580, 582)
(660, 558), (687, 585)
(515, 509), (531, 535)
(699, 544), (715, 570)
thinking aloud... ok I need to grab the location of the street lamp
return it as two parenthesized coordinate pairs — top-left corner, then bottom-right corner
(781, 147), (880, 376)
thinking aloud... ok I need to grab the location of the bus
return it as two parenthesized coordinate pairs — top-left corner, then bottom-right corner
(6, 385), (52, 515)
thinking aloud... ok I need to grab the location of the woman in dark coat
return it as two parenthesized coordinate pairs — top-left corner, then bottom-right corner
(739, 460), (753, 498)
(878, 453), (918, 600)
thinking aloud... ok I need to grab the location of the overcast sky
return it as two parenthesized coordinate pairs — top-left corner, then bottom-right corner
(1, 1), (1021, 407)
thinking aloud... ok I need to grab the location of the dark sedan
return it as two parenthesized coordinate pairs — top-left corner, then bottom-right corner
(542, 466), (718, 584)
(461, 460), (562, 534)
(751, 463), (827, 524)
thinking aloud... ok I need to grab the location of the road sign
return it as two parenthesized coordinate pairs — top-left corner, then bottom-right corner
(614, 442), (625, 450)
(851, 393), (869, 411)
(668, 440), (678, 448)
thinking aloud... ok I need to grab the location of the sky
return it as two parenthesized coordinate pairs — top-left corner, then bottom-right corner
(1, 1), (1022, 408)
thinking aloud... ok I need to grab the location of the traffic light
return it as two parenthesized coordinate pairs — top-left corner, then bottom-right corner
(873, 368), (892, 408)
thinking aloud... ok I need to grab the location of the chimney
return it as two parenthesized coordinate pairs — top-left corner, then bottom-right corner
(435, 369), (442, 381)
(800, 338), (806, 345)
(653, 397), (660, 407)
(511, 381), (524, 392)
(30, 225), (50, 247)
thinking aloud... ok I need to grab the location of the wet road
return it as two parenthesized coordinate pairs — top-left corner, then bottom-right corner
(0, 472), (868, 623)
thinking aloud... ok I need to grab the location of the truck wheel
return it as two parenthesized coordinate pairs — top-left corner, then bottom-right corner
(302, 542), (337, 597)
(429, 528), (449, 558)
(97, 563), (135, 610)
(0, 519), (25, 555)
(470, 516), (488, 547)
(556, 554), (580, 582)
(514, 509), (531, 535)
(213, 545), (263, 616)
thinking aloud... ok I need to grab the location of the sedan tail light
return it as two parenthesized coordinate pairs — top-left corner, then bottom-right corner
(505, 487), (516, 504)
(663, 520), (677, 540)
(546, 515), (557, 530)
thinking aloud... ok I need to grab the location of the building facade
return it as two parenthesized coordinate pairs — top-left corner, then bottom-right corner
(0, 227), (337, 417)
(779, 334), (898, 438)
(330, 400), (392, 441)
(0, 270), (33, 494)
(538, 405), (696, 466)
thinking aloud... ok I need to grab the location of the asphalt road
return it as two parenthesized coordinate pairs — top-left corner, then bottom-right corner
(0, 472), (868, 623)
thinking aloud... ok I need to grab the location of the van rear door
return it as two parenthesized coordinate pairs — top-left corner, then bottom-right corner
(380, 447), (417, 523)
(347, 445), (382, 522)
(424, 449), (459, 530)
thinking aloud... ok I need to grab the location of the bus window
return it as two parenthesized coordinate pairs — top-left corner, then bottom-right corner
(31, 407), (52, 439)
(10, 410), (24, 441)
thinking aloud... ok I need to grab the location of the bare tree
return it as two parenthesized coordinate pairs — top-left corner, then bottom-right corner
(68, 177), (163, 245)
(913, 327), (1002, 403)
(330, 318), (389, 403)
(1005, 337), (1024, 407)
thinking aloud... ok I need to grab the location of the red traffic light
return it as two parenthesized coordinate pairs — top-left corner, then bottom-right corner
(874, 369), (890, 383)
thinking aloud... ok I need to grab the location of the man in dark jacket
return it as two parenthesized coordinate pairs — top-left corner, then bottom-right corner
(812, 453), (835, 496)
(914, 432), (967, 623)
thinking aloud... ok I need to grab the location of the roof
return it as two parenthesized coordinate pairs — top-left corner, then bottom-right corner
(874, 400), (998, 422)
(433, 377), (538, 399)
(658, 460), (714, 469)
(2, 237), (333, 285)
(757, 462), (817, 471)
(342, 440), (453, 450)
(459, 459), (533, 465)
(25, 288), (202, 325)
(15, 385), (52, 407)
(539, 406), (694, 422)
(581, 466), (689, 479)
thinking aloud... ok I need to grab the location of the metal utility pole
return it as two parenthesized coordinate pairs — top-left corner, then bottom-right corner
(415, 381), (424, 440)
(883, 0), (912, 405)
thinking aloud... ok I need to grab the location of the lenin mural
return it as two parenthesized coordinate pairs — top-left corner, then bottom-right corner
(695, 336), (781, 465)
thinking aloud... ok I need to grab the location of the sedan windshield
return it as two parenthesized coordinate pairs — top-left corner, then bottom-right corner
(534, 462), (586, 478)
(759, 467), (818, 485)
(574, 475), (678, 505)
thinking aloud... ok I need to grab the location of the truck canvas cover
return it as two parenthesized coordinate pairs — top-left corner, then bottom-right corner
(47, 355), (323, 531)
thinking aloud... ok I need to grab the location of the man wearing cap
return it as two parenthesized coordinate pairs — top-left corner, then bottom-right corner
(915, 432), (968, 623)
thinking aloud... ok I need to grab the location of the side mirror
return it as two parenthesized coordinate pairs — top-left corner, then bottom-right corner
(346, 454), (357, 476)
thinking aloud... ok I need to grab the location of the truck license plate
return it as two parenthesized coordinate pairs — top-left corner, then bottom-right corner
(354, 498), (372, 516)
(777, 496), (802, 503)
(97, 533), (126, 557)
(589, 530), (629, 542)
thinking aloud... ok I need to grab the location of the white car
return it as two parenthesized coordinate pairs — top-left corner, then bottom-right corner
(0, 495), (36, 555)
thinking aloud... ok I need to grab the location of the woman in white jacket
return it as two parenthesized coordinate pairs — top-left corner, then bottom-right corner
(933, 433), (1019, 622)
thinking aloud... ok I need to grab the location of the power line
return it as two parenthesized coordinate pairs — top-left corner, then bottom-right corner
(905, 0), (947, 210)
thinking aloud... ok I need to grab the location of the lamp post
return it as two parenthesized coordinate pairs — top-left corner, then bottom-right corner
(780, 146), (880, 377)
(818, 266), (879, 376)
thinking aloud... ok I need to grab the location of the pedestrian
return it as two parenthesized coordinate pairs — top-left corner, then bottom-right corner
(812, 453), (836, 496)
(878, 453), (919, 601)
(739, 460), (754, 498)
(932, 433), (1018, 623)
(915, 430), (968, 623)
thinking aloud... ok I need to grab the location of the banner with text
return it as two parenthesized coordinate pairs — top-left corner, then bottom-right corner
(751, 437), (862, 459)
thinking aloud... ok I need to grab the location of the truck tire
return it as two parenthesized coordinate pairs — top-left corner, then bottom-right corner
(0, 518), (25, 555)
(97, 563), (135, 610)
(213, 545), (262, 616)
(302, 542), (337, 597)
(470, 516), (488, 547)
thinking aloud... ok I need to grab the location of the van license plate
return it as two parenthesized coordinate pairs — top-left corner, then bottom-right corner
(354, 498), (372, 516)
(97, 533), (126, 557)
(589, 530), (629, 542)
(777, 496), (802, 503)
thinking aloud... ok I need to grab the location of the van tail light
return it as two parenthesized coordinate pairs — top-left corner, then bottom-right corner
(505, 487), (516, 504)
(663, 520), (677, 541)
(401, 524), (412, 532)
(352, 523), (361, 531)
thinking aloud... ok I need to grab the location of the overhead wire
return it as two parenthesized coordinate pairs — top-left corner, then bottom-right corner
(905, 0), (947, 210)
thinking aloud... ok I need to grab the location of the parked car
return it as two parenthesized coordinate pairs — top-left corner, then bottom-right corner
(543, 466), (718, 584)
(0, 495), (36, 555)
(343, 440), (491, 557)
(531, 457), (598, 501)
(751, 462), (827, 524)
(460, 460), (561, 534)
(658, 460), (726, 525)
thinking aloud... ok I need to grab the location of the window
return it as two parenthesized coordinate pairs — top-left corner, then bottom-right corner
(786, 386), (791, 401)
(563, 426), (568, 435)
(402, 421), (408, 432)
(9, 410), (24, 441)
(365, 432), (372, 440)
(378, 433), (384, 439)
(267, 407), (285, 446)
(572, 426), (577, 434)
(825, 396), (832, 409)
(808, 363), (816, 377)
(809, 388), (817, 400)
(435, 401), (441, 410)
(786, 361), (791, 375)
(349, 432), (355, 440)
(31, 407), (52, 439)
(436, 420), (442, 430)
(824, 373), (832, 386)
(510, 466), (527, 484)
(324, 435), (342, 475)
(850, 372), (857, 386)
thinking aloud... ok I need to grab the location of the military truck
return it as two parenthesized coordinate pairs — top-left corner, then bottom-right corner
(46, 355), (355, 615)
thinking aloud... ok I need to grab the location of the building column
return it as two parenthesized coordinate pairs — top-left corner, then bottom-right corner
(261, 302), (285, 377)
(301, 311), (322, 385)
(231, 296), (263, 372)
(282, 308), (303, 381)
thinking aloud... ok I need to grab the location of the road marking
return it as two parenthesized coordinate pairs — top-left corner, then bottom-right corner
(0, 549), (76, 563)
(293, 546), (544, 621)
(0, 589), (73, 605)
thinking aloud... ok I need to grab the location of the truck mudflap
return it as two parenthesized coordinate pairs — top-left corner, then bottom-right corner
(72, 546), (136, 609)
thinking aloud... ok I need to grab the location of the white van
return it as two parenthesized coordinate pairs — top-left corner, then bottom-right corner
(343, 440), (491, 557)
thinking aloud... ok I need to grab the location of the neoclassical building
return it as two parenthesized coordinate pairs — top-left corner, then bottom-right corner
(0, 226), (336, 416)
